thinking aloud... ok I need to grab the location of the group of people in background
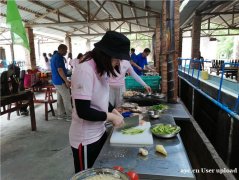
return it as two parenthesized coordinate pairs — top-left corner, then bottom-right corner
(48, 31), (156, 174)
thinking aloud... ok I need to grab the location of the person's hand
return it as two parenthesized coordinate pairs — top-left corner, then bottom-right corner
(145, 85), (151, 93)
(107, 112), (124, 128)
(112, 109), (124, 119)
(138, 67), (143, 71)
(65, 80), (71, 88)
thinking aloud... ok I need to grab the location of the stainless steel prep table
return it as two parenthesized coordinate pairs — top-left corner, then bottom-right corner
(93, 114), (195, 180)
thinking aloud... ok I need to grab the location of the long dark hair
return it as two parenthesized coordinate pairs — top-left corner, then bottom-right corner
(81, 48), (120, 77)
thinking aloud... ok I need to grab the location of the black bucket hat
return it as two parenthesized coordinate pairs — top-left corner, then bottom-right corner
(94, 31), (130, 60)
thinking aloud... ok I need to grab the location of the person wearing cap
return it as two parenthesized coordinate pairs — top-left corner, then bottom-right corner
(69, 31), (129, 173)
(109, 60), (151, 107)
(132, 48), (155, 75)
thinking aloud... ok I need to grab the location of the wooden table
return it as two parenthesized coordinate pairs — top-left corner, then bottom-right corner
(32, 84), (56, 121)
(0, 90), (36, 131)
(210, 67), (238, 80)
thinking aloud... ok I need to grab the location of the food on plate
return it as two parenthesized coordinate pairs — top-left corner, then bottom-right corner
(85, 174), (120, 180)
(123, 91), (138, 97)
(149, 104), (168, 111)
(121, 127), (145, 135)
(155, 144), (167, 156)
(151, 124), (180, 135)
(121, 103), (138, 109)
(139, 148), (148, 156)
(130, 107), (142, 113)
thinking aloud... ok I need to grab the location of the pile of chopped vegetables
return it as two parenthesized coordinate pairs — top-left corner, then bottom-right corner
(121, 128), (145, 135)
(150, 104), (168, 111)
(151, 124), (180, 135)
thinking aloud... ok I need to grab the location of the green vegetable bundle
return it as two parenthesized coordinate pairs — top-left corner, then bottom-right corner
(151, 124), (180, 135)
(121, 128), (145, 135)
(150, 104), (168, 111)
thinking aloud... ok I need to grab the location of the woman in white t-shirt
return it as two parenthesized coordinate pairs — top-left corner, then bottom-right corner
(66, 52), (72, 70)
(70, 31), (130, 173)
(69, 53), (83, 72)
(109, 60), (151, 107)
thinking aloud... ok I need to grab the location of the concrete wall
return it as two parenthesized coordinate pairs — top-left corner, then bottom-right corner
(178, 77), (239, 179)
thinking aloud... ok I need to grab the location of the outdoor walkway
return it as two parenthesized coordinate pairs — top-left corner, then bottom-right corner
(1, 95), (74, 180)
(179, 68), (239, 98)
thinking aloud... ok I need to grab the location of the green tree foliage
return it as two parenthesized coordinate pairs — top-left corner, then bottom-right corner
(216, 36), (234, 59)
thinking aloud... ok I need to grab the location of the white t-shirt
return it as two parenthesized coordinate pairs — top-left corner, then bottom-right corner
(109, 60), (147, 87)
(69, 59), (108, 148)
(44, 60), (51, 71)
(69, 58), (79, 72)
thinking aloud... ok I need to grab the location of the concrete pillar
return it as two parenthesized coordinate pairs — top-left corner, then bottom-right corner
(10, 32), (15, 63)
(160, 0), (167, 94)
(191, 14), (201, 68)
(25, 27), (36, 69)
(155, 17), (161, 74)
(65, 35), (72, 53)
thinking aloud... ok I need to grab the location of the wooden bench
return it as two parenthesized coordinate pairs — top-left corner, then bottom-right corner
(0, 90), (36, 131)
(210, 67), (238, 80)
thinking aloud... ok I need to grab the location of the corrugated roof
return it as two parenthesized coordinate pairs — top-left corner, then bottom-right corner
(0, 0), (238, 40)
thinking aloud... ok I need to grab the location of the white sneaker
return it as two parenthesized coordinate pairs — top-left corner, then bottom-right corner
(65, 115), (72, 122)
(57, 115), (65, 120)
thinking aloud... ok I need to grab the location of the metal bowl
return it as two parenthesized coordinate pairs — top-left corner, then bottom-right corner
(147, 110), (154, 116)
(147, 110), (161, 119)
(150, 114), (160, 119)
(150, 123), (181, 138)
(70, 168), (129, 180)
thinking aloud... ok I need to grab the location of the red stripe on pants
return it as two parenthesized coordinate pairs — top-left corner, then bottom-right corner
(78, 144), (84, 171)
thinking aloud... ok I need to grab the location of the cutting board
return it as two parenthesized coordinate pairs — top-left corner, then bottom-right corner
(110, 122), (153, 145)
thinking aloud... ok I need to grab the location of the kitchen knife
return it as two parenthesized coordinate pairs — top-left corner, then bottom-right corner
(119, 115), (139, 130)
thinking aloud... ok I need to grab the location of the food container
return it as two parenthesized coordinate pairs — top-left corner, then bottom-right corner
(148, 110), (160, 119)
(150, 123), (181, 138)
(122, 111), (132, 118)
(70, 167), (138, 180)
(147, 110), (154, 116)
(201, 70), (209, 80)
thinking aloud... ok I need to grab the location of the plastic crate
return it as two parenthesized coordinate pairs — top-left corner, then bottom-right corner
(125, 76), (161, 91)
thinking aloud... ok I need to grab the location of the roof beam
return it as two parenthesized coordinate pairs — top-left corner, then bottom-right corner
(64, 0), (108, 31)
(91, 0), (122, 31)
(91, 1), (106, 20)
(71, 30), (154, 36)
(184, 27), (239, 31)
(144, 0), (150, 29)
(28, 4), (68, 24)
(27, 0), (92, 36)
(113, 21), (125, 31)
(0, 12), (67, 34)
(201, 11), (239, 16)
(28, 0), (74, 21)
(109, 0), (160, 15)
(110, 2), (130, 30)
(219, 15), (231, 27)
(126, 0), (141, 31)
(26, 16), (157, 27)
